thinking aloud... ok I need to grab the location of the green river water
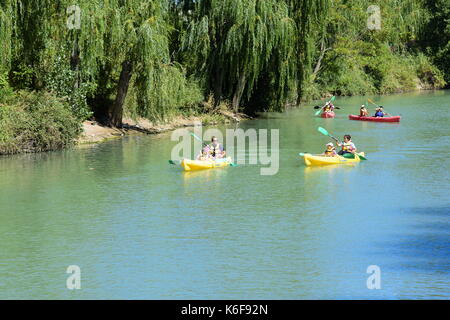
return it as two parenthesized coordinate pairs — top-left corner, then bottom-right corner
(0, 90), (448, 299)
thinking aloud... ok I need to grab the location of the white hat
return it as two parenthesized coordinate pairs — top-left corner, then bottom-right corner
(326, 142), (334, 147)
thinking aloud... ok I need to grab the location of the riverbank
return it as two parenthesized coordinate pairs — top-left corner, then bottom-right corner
(78, 110), (249, 145)
(0, 89), (249, 155)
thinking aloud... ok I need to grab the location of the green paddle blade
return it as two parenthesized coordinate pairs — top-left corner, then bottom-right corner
(342, 153), (367, 160)
(168, 160), (179, 165)
(357, 153), (367, 160)
(189, 131), (202, 142)
(314, 108), (323, 116)
(317, 127), (329, 136)
(229, 162), (238, 167)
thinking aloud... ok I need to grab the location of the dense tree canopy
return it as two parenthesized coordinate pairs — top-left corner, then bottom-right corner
(0, 0), (447, 126)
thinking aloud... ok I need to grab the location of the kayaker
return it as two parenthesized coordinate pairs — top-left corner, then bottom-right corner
(323, 142), (337, 157)
(336, 135), (357, 155)
(208, 136), (226, 159)
(359, 105), (368, 116)
(323, 102), (335, 113)
(374, 106), (385, 117)
(196, 146), (211, 161)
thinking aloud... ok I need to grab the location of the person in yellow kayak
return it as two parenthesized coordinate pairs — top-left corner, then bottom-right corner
(208, 136), (226, 159)
(336, 134), (357, 156)
(323, 142), (337, 157)
(196, 145), (211, 161)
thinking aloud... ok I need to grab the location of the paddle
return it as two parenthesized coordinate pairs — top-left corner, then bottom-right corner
(315, 96), (336, 116)
(314, 105), (340, 109)
(189, 131), (208, 147)
(317, 126), (339, 142)
(367, 98), (390, 116)
(317, 127), (367, 160)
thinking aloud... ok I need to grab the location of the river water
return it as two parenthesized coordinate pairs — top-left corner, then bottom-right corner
(0, 90), (448, 299)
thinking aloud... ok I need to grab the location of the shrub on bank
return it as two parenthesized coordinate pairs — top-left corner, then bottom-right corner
(304, 39), (446, 100)
(0, 91), (82, 155)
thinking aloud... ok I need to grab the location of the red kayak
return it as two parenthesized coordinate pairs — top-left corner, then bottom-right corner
(321, 111), (335, 118)
(348, 114), (401, 122)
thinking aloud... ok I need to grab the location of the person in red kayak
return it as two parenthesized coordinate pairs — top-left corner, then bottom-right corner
(360, 105), (369, 116)
(323, 101), (335, 113)
(336, 135), (357, 155)
(374, 106), (388, 117)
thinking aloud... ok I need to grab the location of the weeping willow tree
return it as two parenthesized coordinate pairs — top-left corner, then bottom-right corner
(0, 0), (105, 116)
(1, 0), (446, 129)
(323, 0), (427, 46)
(83, 0), (200, 125)
(286, 0), (329, 104)
(0, 1), (13, 75)
(1, 0), (200, 126)
(183, 0), (296, 113)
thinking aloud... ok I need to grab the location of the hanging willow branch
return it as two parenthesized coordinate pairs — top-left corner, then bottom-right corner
(183, 0), (296, 112)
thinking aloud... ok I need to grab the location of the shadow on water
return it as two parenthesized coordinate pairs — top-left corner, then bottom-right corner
(375, 206), (449, 274)
(403, 206), (450, 217)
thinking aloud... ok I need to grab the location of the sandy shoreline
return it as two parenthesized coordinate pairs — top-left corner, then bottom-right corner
(77, 111), (249, 145)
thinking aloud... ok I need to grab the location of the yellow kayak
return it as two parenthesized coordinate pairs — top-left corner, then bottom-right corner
(181, 157), (233, 171)
(302, 152), (365, 166)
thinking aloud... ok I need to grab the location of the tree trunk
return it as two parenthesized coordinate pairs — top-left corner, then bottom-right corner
(311, 39), (329, 82)
(296, 64), (304, 106)
(213, 67), (223, 108)
(70, 36), (81, 89)
(110, 60), (133, 127)
(232, 72), (246, 114)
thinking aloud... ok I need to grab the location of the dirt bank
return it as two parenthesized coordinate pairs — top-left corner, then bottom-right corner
(77, 111), (250, 145)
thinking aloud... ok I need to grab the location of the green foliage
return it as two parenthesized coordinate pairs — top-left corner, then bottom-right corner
(183, 0), (296, 112)
(414, 53), (446, 89)
(43, 53), (94, 120)
(10, 63), (35, 89)
(130, 64), (204, 121)
(0, 91), (82, 155)
(301, 0), (447, 99)
(0, 0), (447, 135)
(419, 0), (450, 86)
(0, 71), (13, 97)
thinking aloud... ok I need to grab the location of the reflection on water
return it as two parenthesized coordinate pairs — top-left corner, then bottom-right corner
(0, 90), (449, 299)
(182, 167), (229, 183)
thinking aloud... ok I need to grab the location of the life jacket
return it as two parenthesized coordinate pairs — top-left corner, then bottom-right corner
(209, 143), (222, 157)
(325, 147), (335, 156)
(342, 142), (354, 152)
(375, 111), (384, 117)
